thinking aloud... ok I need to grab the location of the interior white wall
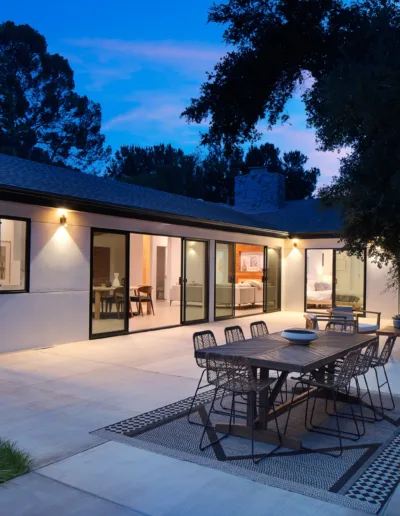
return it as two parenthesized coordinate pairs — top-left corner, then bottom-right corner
(151, 235), (168, 299)
(129, 233), (143, 286)
(167, 237), (181, 301)
(0, 218), (24, 288)
(93, 233), (126, 284)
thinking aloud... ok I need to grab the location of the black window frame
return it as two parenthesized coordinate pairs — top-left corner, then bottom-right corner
(0, 215), (31, 294)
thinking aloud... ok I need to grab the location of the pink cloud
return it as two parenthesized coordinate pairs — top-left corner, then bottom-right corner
(66, 38), (225, 76)
(261, 121), (349, 187)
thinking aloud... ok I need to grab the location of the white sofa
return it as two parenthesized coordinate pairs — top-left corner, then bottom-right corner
(170, 284), (203, 305)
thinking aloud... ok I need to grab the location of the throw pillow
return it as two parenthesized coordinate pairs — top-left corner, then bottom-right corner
(314, 282), (325, 291)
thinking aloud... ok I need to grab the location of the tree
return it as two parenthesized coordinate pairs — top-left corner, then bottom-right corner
(182, 0), (400, 291)
(106, 143), (202, 197)
(0, 21), (110, 170)
(243, 144), (320, 200)
(282, 151), (320, 200)
(314, 2), (400, 291)
(244, 143), (282, 172)
(182, 0), (343, 151)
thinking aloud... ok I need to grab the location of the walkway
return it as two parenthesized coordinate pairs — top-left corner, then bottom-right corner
(0, 311), (397, 515)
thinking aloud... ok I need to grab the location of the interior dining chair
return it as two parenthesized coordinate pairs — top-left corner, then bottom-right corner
(114, 286), (126, 318)
(136, 285), (155, 317)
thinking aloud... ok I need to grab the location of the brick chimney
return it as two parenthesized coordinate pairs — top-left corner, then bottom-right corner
(234, 167), (285, 214)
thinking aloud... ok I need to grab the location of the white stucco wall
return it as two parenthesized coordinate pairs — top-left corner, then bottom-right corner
(0, 200), (285, 353)
(0, 199), (395, 354)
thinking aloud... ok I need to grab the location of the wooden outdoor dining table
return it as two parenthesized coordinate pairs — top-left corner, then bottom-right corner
(195, 329), (377, 450)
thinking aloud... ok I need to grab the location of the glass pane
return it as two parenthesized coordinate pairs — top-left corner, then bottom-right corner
(335, 251), (364, 310)
(128, 234), (182, 332)
(184, 240), (207, 322)
(235, 243), (264, 316)
(92, 232), (127, 335)
(266, 248), (281, 312)
(215, 242), (234, 319)
(0, 218), (27, 291)
(306, 249), (333, 310)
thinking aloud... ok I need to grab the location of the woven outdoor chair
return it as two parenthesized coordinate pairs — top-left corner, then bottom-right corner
(224, 325), (245, 343)
(369, 335), (397, 419)
(199, 355), (281, 464)
(188, 331), (220, 426)
(250, 320), (288, 403)
(325, 320), (357, 334)
(284, 349), (361, 457)
(250, 321), (269, 338)
(326, 338), (379, 428)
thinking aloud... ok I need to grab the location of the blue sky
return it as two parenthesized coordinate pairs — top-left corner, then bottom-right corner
(2, 0), (344, 185)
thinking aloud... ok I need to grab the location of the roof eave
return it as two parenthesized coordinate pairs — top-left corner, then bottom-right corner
(0, 186), (289, 239)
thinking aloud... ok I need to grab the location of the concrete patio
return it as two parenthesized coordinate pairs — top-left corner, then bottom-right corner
(0, 311), (398, 515)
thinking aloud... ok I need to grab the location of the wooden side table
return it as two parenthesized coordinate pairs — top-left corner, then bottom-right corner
(376, 326), (400, 337)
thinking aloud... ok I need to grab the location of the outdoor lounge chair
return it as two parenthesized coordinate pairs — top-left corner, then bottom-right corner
(329, 306), (381, 334)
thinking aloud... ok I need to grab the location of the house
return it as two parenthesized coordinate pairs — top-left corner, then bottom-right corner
(0, 154), (396, 353)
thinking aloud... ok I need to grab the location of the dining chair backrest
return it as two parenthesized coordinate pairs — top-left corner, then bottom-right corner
(355, 338), (379, 376)
(377, 335), (397, 366)
(218, 355), (255, 393)
(335, 349), (361, 389)
(325, 320), (356, 334)
(121, 278), (125, 286)
(138, 285), (152, 298)
(114, 286), (125, 299)
(193, 330), (217, 369)
(224, 325), (245, 344)
(331, 306), (355, 321)
(250, 321), (269, 338)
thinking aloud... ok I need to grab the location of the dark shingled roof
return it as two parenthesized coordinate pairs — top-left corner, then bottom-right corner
(253, 199), (343, 234)
(0, 154), (341, 235)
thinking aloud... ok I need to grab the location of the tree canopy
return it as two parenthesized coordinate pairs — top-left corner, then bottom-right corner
(0, 21), (110, 170)
(183, 0), (400, 291)
(106, 142), (319, 203)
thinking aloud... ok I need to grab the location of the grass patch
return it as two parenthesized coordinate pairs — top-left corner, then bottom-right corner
(0, 438), (33, 483)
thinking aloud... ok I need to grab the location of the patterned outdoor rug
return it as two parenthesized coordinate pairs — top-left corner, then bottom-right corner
(92, 389), (400, 514)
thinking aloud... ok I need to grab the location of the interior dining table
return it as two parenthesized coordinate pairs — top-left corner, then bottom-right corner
(92, 285), (150, 320)
(195, 328), (376, 450)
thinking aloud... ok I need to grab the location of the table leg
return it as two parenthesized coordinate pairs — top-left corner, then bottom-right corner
(94, 291), (101, 320)
(215, 369), (302, 450)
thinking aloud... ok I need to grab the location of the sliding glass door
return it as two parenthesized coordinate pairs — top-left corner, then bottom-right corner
(215, 242), (235, 319)
(334, 250), (366, 310)
(90, 230), (129, 337)
(305, 248), (366, 311)
(264, 247), (281, 312)
(181, 239), (209, 324)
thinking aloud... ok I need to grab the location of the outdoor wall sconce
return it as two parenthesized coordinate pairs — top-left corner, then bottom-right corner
(59, 209), (68, 227)
(292, 239), (298, 248)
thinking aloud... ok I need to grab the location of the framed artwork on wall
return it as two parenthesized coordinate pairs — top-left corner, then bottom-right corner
(240, 252), (263, 272)
(0, 241), (11, 285)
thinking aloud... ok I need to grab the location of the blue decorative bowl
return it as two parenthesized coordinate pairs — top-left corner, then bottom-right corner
(281, 329), (318, 346)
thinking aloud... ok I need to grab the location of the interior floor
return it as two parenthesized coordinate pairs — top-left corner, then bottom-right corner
(91, 299), (207, 335)
(234, 303), (264, 318)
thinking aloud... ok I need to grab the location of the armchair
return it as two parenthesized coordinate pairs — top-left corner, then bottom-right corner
(329, 306), (381, 334)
